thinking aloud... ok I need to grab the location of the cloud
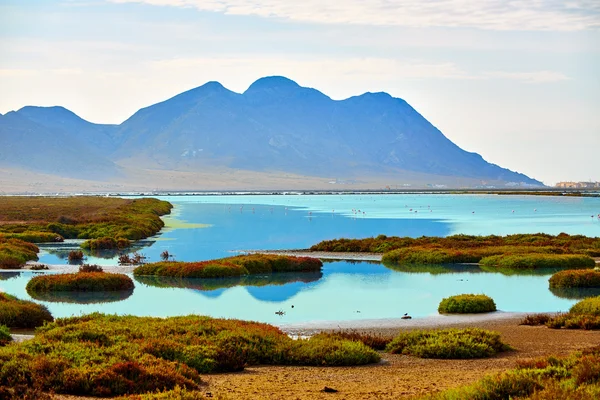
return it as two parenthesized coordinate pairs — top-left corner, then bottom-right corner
(150, 57), (472, 81)
(150, 56), (569, 86)
(107, 0), (600, 31)
(483, 70), (571, 83)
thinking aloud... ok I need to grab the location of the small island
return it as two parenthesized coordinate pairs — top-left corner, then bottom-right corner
(133, 253), (323, 278)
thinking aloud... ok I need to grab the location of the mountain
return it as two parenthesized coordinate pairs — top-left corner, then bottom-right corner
(0, 110), (120, 180)
(0, 76), (543, 188)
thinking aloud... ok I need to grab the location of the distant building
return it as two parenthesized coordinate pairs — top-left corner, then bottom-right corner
(556, 181), (600, 188)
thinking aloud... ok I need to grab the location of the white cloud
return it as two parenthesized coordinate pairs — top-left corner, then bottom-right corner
(483, 70), (571, 83)
(107, 0), (600, 31)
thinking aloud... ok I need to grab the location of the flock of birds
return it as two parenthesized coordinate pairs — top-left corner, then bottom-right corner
(228, 203), (600, 222)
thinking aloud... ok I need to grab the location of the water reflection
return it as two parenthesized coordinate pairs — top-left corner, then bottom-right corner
(0, 272), (21, 280)
(383, 263), (482, 275)
(549, 287), (600, 300)
(28, 289), (134, 304)
(39, 239), (156, 262)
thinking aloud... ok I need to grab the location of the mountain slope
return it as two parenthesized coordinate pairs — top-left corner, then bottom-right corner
(113, 76), (540, 184)
(0, 112), (120, 180)
(0, 76), (542, 187)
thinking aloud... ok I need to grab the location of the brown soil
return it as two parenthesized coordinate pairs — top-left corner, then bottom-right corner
(203, 317), (600, 400)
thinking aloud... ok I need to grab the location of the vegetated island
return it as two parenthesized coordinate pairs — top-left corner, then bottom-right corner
(133, 253), (323, 278)
(0, 196), (172, 268)
(307, 233), (600, 271)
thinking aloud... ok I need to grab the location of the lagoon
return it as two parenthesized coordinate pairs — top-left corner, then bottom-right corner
(1, 194), (599, 323)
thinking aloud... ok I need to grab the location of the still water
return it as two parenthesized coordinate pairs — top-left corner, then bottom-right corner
(1, 194), (599, 324)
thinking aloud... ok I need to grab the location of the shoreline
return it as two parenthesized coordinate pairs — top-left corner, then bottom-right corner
(278, 311), (533, 335)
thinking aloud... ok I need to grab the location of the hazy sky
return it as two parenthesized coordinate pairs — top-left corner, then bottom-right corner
(1, 0), (599, 185)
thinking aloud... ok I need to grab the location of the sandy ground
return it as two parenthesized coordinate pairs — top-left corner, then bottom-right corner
(204, 317), (600, 400)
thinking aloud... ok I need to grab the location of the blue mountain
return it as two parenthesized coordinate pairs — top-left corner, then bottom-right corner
(0, 76), (542, 186)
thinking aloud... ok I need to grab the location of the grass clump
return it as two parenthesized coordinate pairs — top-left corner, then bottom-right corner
(421, 346), (600, 400)
(67, 250), (84, 263)
(81, 237), (130, 250)
(26, 272), (134, 293)
(0, 237), (39, 269)
(479, 254), (595, 269)
(569, 296), (600, 316)
(79, 264), (104, 273)
(312, 330), (392, 350)
(385, 328), (510, 359)
(520, 313), (553, 326)
(134, 254), (322, 278)
(0, 313), (379, 397)
(438, 294), (497, 314)
(0, 325), (11, 346)
(0, 292), (53, 328)
(549, 269), (600, 288)
(540, 297), (600, 330)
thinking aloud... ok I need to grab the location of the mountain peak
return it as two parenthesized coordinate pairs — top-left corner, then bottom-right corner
(245, 76), (300, 94)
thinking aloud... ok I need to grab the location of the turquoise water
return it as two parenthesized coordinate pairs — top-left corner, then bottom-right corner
(1, 194), (599, 324)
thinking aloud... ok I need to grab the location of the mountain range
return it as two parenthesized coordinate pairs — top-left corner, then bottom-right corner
(0, 76), (542, 191)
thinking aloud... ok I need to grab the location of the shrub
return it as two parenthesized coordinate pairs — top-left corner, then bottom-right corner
(438, 294), (497, 314)
(385, 328), (510, 359)
(0, 313), (379, 396)
(520, 314), (552, 326)
(30, 264), (49, 271)
(0, 237), (39, 268)
(480, 254), (595, 269)
(569, 296), (600, 316)
(134, 254), (323, 278)
(26, 272), (134, 292)
(79, 264), (104, 273)
(67, 250), (84, 263)
(82, 237), (130, 250)
(0, 293), (53, 328)
(0, 325), (11, 346)
(311, 330), (392, 350)
(549, 269), (600, 288)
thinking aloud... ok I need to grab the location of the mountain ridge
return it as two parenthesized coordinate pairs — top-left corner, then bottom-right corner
(0, 76), (543, 188)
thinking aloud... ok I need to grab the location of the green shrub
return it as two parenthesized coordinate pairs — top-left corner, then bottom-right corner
(385, 328), (510, 359)
(26, 272), (134, 292)
(480, 254), (595, 269)
(311, 330), (392, 350)
(0, 325), (11, 346)
(81, 237), (130, 250)
(0, 293), (53, 328)
(0, 313), (379, 397)
(549, 270), (600, 288)
(569, 296), (600, 316)
(438, 294), (497, 314)
(134, 254), (322, 278)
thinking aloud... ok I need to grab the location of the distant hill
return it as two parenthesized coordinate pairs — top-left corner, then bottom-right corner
(0, 76), (543, 189)
(0, 111), (120, 180)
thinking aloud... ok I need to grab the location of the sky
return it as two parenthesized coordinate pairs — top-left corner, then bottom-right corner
(0, 0), (599, 185)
